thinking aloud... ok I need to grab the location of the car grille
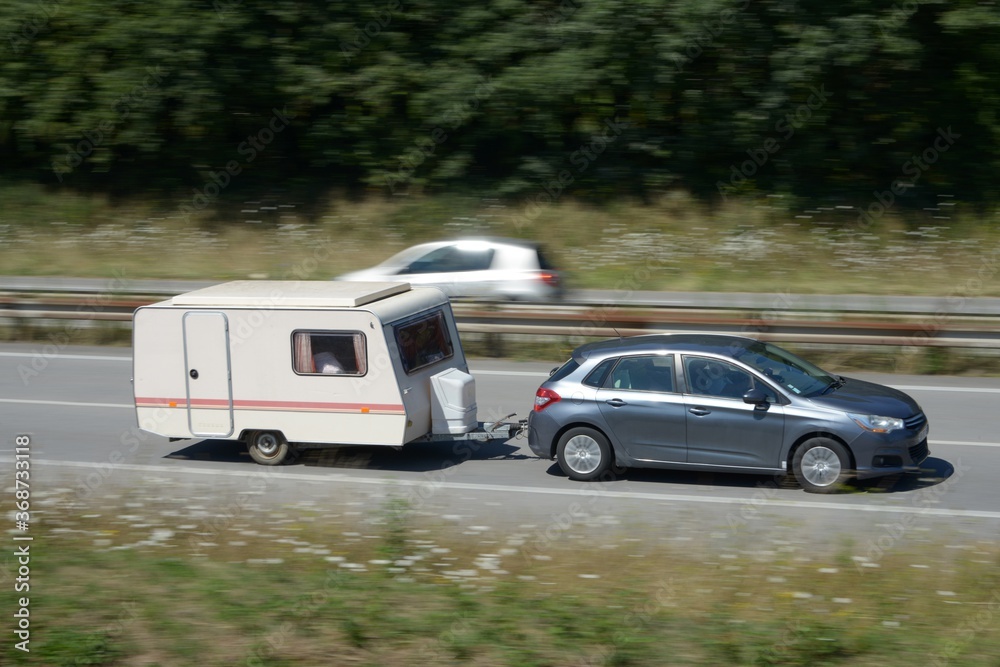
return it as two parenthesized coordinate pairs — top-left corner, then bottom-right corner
(909, 439), (929, 465)
(904, 412), (926, 432)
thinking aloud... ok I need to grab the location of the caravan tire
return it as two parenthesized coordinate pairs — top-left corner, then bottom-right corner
(247, 430), (290, 466)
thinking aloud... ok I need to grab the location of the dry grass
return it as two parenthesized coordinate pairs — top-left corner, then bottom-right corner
(2, 183), (999, 296)
(6, 489), (1000, 666)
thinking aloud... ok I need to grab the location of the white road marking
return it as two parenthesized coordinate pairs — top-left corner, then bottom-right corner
(2, 351), (1000, 391)
(6, 397), (997, 450)
(891, 384), (1000, 394)
(0, 398), (132, 409)
(473, 369), (550, 378)
(2, 457), (1000, 521)
(3, 402), (999, 451)
(4, 398), (996, 449)
(473, 376), (1000, 393)
(474, 373), (1000, 393)
(0, 352), (130, 362)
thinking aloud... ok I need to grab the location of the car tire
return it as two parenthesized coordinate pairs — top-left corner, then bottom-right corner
(556, 427), (615, 481)
(247, 430), (290, 466)
(792, 437), (851, 493)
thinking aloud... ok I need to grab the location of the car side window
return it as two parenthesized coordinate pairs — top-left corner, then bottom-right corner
(454, 247), (495, 271)
(404, 246), (495, 274)
(550, 359), (581, 382)
(683, 356), (773, 401)
(582, 358), (615, 388)
(607, 356), (676, 393)
(404, 246), (453, 274)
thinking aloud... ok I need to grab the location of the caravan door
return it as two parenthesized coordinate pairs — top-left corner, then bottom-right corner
(182, 311), (234, 437)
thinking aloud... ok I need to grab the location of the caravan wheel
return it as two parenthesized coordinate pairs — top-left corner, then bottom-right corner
(247, 431), (290, 466)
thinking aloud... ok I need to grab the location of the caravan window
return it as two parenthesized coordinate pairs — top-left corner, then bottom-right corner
(292, 331), (367, 376)
(393, 309), (454, 374)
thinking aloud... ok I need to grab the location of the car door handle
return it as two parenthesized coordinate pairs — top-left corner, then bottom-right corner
(689, 407), (711, 416)
(605, 398), (627, 407)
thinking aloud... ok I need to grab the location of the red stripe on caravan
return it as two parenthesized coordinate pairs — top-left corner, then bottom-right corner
(135, 397), (229, 408)
(135, 397), (405, 413)
(135, 397), (188, 408)
(192, 398), (231, 407)
(236, 399), (405, 412)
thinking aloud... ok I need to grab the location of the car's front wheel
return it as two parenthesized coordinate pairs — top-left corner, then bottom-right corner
(793, 437), (851, 493)
(556, 427), (615, 481)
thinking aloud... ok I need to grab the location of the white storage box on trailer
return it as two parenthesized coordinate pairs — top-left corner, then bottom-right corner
(430, 367), (477, 435)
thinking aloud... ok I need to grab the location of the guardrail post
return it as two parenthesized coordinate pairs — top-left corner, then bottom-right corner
(483, 302), (506, 358)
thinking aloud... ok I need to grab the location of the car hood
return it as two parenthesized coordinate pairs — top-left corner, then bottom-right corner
(806, 377), (921, 418)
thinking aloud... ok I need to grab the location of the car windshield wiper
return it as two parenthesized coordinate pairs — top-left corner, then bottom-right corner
(822, 376), (847, 394)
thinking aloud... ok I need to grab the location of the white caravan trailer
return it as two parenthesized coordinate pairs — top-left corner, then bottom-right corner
(132, 280), (519, 465)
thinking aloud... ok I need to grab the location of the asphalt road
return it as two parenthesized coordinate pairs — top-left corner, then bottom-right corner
(2, 342), (1000, 551)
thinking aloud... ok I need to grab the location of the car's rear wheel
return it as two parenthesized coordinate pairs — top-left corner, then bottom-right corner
(556, 427), (614, 481)
(793, 437), (851, 493)
(247, 430), (290, 466)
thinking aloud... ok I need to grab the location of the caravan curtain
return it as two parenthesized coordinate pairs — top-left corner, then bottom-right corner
(353, 334), (367, 375)
(293, 332), (313, 373)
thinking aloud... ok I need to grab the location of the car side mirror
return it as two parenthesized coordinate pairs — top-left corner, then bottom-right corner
(743, 388), (769, 408)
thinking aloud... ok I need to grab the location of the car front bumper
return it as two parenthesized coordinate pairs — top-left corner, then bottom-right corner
(852, 427), (930, 480)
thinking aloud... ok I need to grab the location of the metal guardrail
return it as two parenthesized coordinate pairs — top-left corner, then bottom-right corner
(451, 304), (1000, 349)
(1, 279), (999, 348)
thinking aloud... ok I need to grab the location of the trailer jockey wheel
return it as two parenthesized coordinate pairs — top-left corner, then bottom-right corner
(247, 430), (290, 466)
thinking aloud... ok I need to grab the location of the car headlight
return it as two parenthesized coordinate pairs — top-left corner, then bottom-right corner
(849, 413), (904, 433)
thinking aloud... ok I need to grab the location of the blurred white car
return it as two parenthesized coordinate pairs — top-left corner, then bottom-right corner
(337, 238), (564, 301)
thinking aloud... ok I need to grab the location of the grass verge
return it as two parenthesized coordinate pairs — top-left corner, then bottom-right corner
(2, 183), (999, 296)
(4, 494), (1000, 666)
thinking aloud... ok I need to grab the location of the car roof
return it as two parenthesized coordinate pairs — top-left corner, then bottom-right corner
(572, 334), (761, 362)
(405, 237), (542, 251)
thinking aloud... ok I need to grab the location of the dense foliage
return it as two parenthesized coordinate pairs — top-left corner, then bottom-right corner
(2, 0), (999, 210)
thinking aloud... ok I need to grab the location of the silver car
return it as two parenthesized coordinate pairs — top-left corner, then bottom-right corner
(337, 237), (563, 301)
(527, 334), (930, 493)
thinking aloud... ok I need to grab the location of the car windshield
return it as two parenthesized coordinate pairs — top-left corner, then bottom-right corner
(376, 245), (444, 270)
(734, 341), (836, 397)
